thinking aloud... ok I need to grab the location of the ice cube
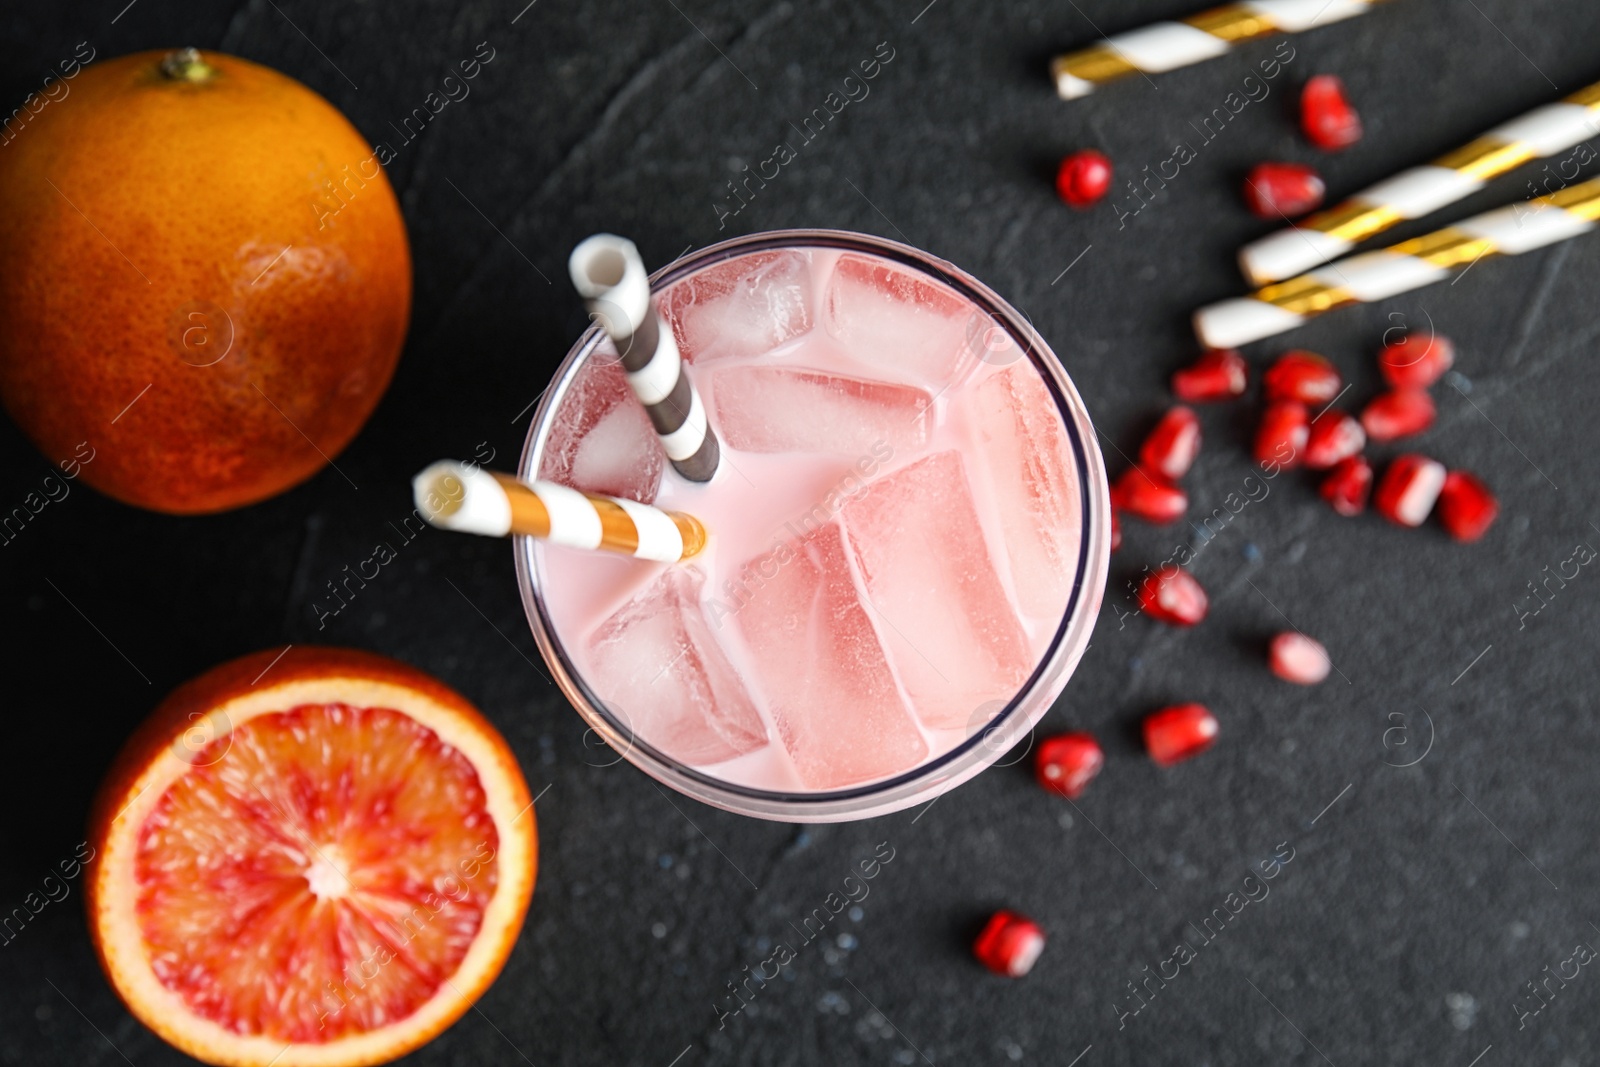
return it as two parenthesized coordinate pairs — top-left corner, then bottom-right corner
(839, 450), (1033, 730)
(587, 567), (769, 766)
(821, 253), (979, 384)
(710, 365), (931, 456)
(660, 250), (813, 363)
(733, 522), (927, 789)
(970, 363), (1082, 618)
(538, 351), (663, 503)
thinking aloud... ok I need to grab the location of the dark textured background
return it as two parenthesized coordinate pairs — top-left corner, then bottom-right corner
(4, 1), (1600, 1064)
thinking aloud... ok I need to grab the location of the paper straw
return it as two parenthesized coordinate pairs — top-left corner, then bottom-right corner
(1194, 176), (1600, 349)
(413, 461), (707, 562)
(1241, 80), (1600, 284)
(1050, 0), (1390, 101)
(568, 235), (720, 482)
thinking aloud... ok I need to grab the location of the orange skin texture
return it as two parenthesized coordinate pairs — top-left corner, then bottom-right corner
(0, 50), (411, 513)
(86, 646), (536, 1066)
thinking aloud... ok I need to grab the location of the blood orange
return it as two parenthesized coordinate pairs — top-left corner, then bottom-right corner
(0, 49), (411, 513)
(86, 648), (536, 1067)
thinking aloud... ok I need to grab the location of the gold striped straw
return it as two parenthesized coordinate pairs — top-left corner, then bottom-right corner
(1195, 175), (1600, 349)
(1050, 0), (1392, 100)
(413, 462), (707, 562)
(1242, 79), (1600, 283)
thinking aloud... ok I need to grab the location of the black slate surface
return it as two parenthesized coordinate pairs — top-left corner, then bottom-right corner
(4, 1), (1600, 1065)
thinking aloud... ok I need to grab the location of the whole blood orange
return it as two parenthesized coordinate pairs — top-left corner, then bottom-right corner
(0, 49), (411, 513)
(87, 648), (536, 1067)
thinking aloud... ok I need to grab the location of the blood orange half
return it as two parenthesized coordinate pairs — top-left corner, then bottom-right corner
(87, 647), (537, 1067)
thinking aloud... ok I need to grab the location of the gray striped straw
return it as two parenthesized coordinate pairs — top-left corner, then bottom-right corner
(568, 235), (720, 483)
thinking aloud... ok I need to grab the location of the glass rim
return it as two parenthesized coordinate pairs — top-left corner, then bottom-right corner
(515, 228), (1110, 821)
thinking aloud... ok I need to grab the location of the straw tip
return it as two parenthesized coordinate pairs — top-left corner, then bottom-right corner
(412, 461), (467, 520)
(676, 515), (709, 560)
(1050, 58), (1093, 100)
(411, 461), (513, 537)
(568, 233), (642, 297)
(1240, 230), (1347, 288)
(1192, 299), (1304, 350)
(1237, 250), (1271, 289)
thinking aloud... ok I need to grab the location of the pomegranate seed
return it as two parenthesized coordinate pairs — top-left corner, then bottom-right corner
(1301, 75), (1362, 151)
(1056, 149), (1112, 209)
(1378, 333), (1455, 389)
(1143, 703), (1218, 766)
(1111, 468), (1187, 524)
(1137, 565), (1208, 626)
(973, 910), (1046, 977)
(1303, 410), (1365, 469)
(1255, 400), (1310, 469)
(1320, 455), (1373, 516)
(1110, 509), (1122, 552)
(1243, 162), (1326, 218)
(1438, 470), (1499, 542)
(1374, 454), (1447, 527)
(1361, 389), (1436, 443)
(1034, 733), (1104, 799)
(1140, 406), (1202, 480)
(1268, 632), (1332, 685)
(1171, 349), (1248, 402)
(1264, 350), (1342, 405)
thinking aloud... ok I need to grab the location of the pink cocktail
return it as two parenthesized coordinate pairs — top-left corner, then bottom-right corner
(517, 231), (1109, 821)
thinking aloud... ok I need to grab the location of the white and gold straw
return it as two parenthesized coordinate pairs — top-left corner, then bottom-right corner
(568, 234), (720, 482)
(1241, 80), (1600, 284)
(1050, 0), (1390, 101)
(1195, 176), (1600, 349)
(413, 462), (707, 562)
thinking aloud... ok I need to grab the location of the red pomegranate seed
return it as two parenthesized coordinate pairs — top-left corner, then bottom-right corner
(1264, 350), (1342, 405)
(1438, 470), (1499, 542)
(973, 910), (1046, 977)
(1303, 410), (1366, 469)
(1374, 454), (1447, 527)
(1320, 455), (1373, 516)
(1361, 389), (1436, 443)
(1377, 333), (1455, 389)
(1143, 703), (1218, 766)
(1140, 406), (1202, 480)
(1255, 400), (1310, 469)
(1301, 75), (1362, 151)
(1034, 733), (1104, 799)
(1111, 467), (1187, 524)
(1171, 349), (1248, 403)
(1056, 149), (1112, 209)
(1243, 162), (1326, 219)
(1110, 509), (1122, 552)
(1137, 565), (1208, 626)
(1268, 632), (1332, 685)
